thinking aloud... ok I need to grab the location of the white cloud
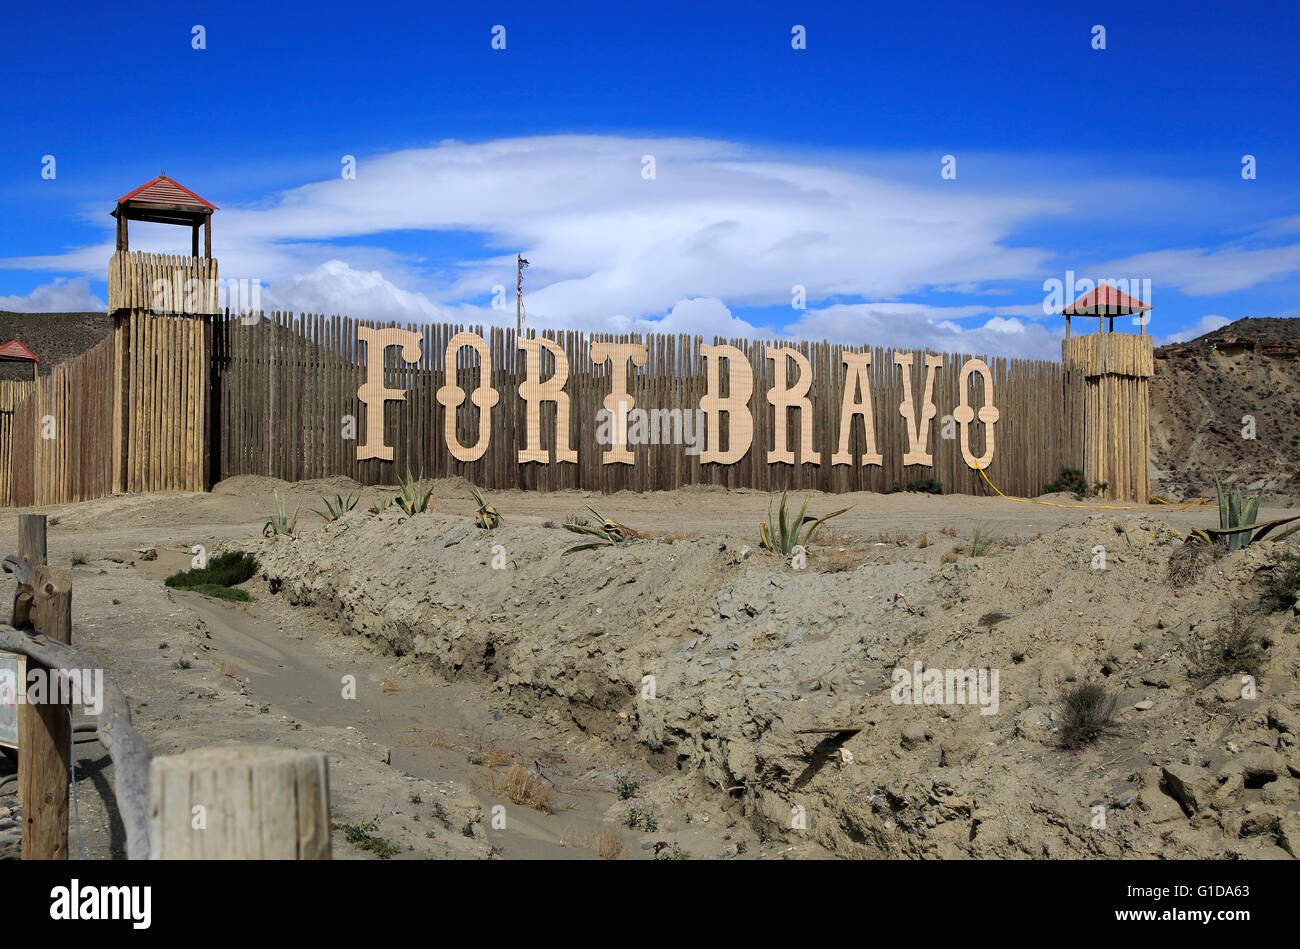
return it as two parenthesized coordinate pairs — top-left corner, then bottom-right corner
(1099, 245), (1300, 295)
(2, 136), (1063, 331)
(1161, 314), (1232, 344)
(0, 277), (104, 312)
(260, 261), (452, 323)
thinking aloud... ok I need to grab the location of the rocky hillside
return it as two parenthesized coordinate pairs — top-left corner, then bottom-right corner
(1151, 317), (1300, 501)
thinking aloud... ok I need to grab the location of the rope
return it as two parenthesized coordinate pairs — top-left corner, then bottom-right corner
(972, 464), (1214, 511)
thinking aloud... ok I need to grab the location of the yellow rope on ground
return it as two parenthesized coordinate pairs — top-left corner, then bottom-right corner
(973, 464), (1213, 511)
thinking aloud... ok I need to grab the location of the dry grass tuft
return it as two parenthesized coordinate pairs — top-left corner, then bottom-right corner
(562, 830), (624, 859)
(826, 550), (870, 572)
(504, 763), (558, 813)
(659, 530), (700, 544)
(811, 528), (857, 549)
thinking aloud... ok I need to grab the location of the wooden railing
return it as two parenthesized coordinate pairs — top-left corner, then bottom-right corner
(0, 515), (329, 859)
(108, 251), (219, 315)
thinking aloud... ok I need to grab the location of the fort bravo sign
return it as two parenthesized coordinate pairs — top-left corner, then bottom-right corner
(355, 327), (1000, 471)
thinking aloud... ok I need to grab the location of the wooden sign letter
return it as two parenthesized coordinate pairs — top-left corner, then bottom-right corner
(831, 351), (883, 466)
(699, 344), (754, 464)
(591, 341), (648, 465)
(954, 358), (999, 469)
(518, 336), (578, 464)
(766, 346), (819, 465)
(436, 332), (499, 463)
(356, 326), (423, 461)
(896, 352), (943, 466)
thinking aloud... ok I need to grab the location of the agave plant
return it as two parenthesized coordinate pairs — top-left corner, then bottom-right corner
(470, 486), (503, 529)
(1190, 478), (1300, 551)
(394, 470), (433, 515)
(563, 507), (639, 553)
(263, 492), (299, 538)
(758, 491), (852, 556)
(313, 492), (359, 522)
(368, 496), (394, 515)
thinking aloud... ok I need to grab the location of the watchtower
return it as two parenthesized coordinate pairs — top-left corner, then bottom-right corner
(104, 175), (219, 496)
(107, 175), (219, 314)
(1060, 285), (1154, 502)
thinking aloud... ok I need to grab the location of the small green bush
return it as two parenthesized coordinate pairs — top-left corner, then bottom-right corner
(165, 551), (258, 602)
(1041, 468), (1105, 500)
(884, 478), (943, 495)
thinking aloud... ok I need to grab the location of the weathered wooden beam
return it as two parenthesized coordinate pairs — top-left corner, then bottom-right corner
(0, 625), (153, 859)
(18, 566), (71, 859)
(150, 746), (330, 859)
(19, 514), (46, 569)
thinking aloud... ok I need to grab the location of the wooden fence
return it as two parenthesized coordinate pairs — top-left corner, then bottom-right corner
(5, 310), (206, 507)
(10, 336), (116, 507)
(0, 381), (35, 506)
(108, 251), (218, 315)
(0, 306), (1146, 507)
(211, 311), (1075, 496)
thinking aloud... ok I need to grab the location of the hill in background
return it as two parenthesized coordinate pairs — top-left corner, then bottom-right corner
(1150, 317), (1300, 502)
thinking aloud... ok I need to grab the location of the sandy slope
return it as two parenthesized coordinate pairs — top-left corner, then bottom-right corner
(3, 475), (1298, 859)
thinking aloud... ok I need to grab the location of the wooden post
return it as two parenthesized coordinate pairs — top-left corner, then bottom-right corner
(19, 513), (46, 568)
(204, 217), (211, 258)
(149, 746), (331, 859)
(19, 563), (72, 860)
(191, 224), (199, 258)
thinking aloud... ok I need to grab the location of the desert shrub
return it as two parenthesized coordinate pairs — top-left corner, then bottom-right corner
(759, 491), (852, 556)
(470, 486), (502, 528)
(595, 832), (624, 860)
(1186, 611), (1267, 679)
(333, 814), (399, 859)
(1056, 680), (1118, 748)
(1189, 478), (1300, 551)
(1166, 539), (1226, 588)
(613, 769), (642, 800)
(1041, 468), (1106, 500)
(395, 470), (433, 515)
(313, 492), (358, 522)
(965, 525), (1001, 557)
(1262, 550), (1300, 613)
(563, 507), (639, 553)
(504, 763), (556, 813)
(263, 492), (299, 537)
(165, 551), (258, 602)
(884, 478), (943, 495)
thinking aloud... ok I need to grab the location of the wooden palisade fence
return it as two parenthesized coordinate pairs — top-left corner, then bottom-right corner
(0, 247), (1156, 507)
(211, 311), (1076, 498)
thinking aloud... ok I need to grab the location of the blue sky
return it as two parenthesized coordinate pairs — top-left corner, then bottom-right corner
(2, 0), (1298, 358)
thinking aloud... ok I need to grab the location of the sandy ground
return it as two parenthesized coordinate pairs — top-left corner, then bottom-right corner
(2, 475), (1298, 859)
